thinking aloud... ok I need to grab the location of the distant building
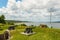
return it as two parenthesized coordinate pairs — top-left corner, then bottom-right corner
(39, 24), (48, 28)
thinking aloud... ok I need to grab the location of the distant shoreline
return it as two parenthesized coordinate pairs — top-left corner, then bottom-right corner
(5, 20), (60, 23)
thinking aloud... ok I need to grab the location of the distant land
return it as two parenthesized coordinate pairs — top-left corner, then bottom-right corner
(5, 20), (60, 23)
(52, 21), (60, 23)
(5, 20), (32, 23)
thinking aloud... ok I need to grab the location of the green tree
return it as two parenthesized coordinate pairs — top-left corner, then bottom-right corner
(1, 15), (5, 19)
(0, 15), (5, 24)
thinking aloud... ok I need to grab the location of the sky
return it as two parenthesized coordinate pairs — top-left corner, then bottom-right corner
(0, 0), (60, 22)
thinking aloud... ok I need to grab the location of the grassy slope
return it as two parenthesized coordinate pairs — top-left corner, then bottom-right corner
(0, 24), (60, 40)
(9, 27), (60, 40)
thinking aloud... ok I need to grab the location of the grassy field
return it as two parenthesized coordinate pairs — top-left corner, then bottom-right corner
(9, 27), (60, 40)
(0, 24), (60, 40)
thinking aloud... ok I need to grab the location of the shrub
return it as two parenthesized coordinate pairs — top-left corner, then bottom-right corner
(20, 24), (27, 26)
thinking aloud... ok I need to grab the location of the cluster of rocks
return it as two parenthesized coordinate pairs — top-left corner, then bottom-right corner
(0, 30), (10, 40)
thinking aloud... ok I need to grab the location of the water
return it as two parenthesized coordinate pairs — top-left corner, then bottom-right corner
(15, 22), (60, 29)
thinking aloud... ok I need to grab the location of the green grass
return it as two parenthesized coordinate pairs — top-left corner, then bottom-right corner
(0, 24), (60, 40)
(9, 27), (60, 40)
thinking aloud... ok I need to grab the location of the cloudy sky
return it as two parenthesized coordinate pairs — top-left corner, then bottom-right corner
(0, 0), (60, 22)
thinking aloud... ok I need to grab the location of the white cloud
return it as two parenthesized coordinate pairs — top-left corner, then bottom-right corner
(0, 0), (60, 22)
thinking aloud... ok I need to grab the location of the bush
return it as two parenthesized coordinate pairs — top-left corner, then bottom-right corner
(20, 24), (27, 26)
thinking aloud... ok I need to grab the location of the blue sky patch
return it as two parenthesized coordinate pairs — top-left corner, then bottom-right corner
(0, 0), (8, 8)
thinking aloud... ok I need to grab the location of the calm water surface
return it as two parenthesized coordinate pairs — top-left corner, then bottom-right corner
(15, 22), (60, 29)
